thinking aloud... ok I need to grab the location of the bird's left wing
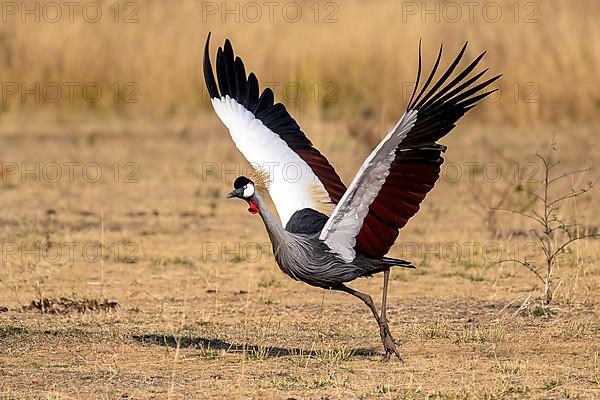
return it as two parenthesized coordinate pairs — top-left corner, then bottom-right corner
(319, 43), (500, 262)
(203, 34), (346, 226)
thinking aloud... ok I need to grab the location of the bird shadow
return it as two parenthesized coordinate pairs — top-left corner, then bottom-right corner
(132, 334), (380, 359)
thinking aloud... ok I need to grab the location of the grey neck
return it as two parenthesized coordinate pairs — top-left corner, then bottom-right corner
(253, 193), (288, 253)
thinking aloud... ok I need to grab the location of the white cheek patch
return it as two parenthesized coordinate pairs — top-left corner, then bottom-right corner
(243, 184), (255, 198)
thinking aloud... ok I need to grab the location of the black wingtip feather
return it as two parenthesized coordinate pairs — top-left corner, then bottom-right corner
(215, 47), (230, 97)
(222, 40), (236, 99)
(409, 44), (443, 109)
(235, 57), (248, 106)
(407, 40), (423, 108)
(431, 67), (489, 110)
(203, 32), (219, 99)
(254, 88), (274, 115)
(398, 44), (500, 156)
(448, 74), (502, 107)
(415, 42), (468, 109)
(247, 73), (259, 110)
(409, 44), (500, 119)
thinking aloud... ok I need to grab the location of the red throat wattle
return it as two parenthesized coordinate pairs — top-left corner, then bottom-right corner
(247, 200), (259, 214)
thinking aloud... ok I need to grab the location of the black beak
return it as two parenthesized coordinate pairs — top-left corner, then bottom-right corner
(227, 188), (244, 199)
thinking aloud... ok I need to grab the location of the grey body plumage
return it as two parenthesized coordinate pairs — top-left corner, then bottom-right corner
(256, 193), (408, 289)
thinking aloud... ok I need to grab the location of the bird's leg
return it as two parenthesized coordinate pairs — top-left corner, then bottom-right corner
(380, 269), (402, 362)
(335, 284), (381, 325)
(335, 283), (401, 362)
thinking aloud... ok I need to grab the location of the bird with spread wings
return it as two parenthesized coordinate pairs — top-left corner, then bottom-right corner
(203, 33), (499, 361)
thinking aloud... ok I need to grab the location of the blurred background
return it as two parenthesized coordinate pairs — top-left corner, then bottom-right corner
(1, 1), (600, 398)
(1, 0), (598, 132)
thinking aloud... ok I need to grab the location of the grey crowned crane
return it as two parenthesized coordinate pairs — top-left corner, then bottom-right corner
(203, 33), (499, 361)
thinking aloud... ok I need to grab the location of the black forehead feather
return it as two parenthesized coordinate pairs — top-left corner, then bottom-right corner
(233, 176), (251, 189)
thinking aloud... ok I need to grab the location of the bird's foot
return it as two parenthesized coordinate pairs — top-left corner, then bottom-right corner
(379, 321), (403, 362)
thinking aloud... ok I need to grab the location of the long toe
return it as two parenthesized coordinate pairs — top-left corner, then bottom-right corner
(379, 322), (404, 362)
(391, 345), (404, 362)
(379, 328), (403, 362)
(382, 337), (403, 362)
(381, 351), (392, 362)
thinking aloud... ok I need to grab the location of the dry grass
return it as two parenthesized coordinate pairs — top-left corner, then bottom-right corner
(0, 122), (599, 398)
(0, 0), (599, 130)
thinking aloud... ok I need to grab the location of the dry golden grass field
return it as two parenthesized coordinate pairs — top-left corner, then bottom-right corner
(1, 0), (600, 399)
(1, 124), (599, 399)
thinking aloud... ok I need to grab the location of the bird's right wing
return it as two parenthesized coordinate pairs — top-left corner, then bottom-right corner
(319, 43), (500, 262)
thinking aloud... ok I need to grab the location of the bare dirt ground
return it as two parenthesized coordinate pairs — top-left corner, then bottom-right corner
(0, 123), (599, 399)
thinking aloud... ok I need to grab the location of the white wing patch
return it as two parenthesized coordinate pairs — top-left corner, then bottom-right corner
(319, 110), (419, 262)
(212, 96), (333, 225)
